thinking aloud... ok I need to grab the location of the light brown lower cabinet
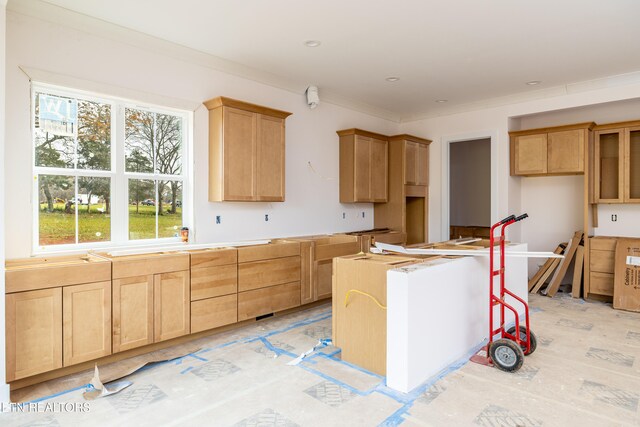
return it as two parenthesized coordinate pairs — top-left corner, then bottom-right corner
(113, 271), (190, 352)
(6, 288), (63, 382)
(63, 281), (112, 366)
(316, 260), (333, 300)
(191, 294), (238, 333)
(238, 282), (301, 321)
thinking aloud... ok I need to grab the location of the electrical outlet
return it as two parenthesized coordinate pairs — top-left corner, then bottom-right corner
(342, 212), (346, 219)
(215, 215), (221, 224)
(361, 211), (365, 218)
(611, 214), (617, 222)
(265, 214), (269, 222)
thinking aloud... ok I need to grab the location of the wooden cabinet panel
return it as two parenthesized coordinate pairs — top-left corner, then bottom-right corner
(191, 294), (238, 333)
(113, 275), (154, 353)
(63, 281), (111, 366)
(625, 127), (640, 202)
(191, 264), (237, 301)
(590, 250), (615, 273)
(316, 260), (333, 300)
(223, 107), (256, 201)
(154, 271), (190, 342)
(238, 282), (301, 321)
(354, 135), (372, 201)
(238, 256), (301, 292)
(590, 272), (614, 297)
(404, 141), (417, 184)
(256, 114), (285, 201)
(6, 288), (62, 381)
(590, 237), (617, 251)
(110, 252), (189, 280)
(416, 143), (429, 186)
(370, 137), (388, 202)
(513, 134), (547, 175)
(237, 241), (300, 263)
(547, 129), (584, 174)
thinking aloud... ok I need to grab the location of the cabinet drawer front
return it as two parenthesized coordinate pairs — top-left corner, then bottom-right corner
(238, 242), (300, 263)
(590, 237), (617, 251)
(112, 253), (189, 279)
(6, 288), (63, 381)
(63, 281), (112, 366)
(191, 264), (237, 301)
(238, 282), (301, 321)
(238, 256), (301, 292)
(315, 241), (361, 261)
(191, 294), (238, 333)
(590, 272), (614, 296)
(590, 250), (615, 273)
(6, 261), (111, 293)
(189, 248), (237, 268)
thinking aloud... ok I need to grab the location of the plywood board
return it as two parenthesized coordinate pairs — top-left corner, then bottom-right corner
(572, 245), (585, 298)
(545, 231), (583, 297)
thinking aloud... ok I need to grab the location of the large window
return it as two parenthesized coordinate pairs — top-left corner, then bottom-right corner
(32, 84), (190, 252)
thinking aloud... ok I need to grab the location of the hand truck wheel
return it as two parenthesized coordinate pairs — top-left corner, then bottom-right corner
(507, 325), (537, 356)
(489, 338), (524, 372)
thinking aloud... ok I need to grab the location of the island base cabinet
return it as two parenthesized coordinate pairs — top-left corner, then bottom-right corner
(63, 281), (112, 366)
(6, 288), (62, 382)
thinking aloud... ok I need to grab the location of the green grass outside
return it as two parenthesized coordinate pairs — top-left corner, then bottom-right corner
(39, 203), (182, 245)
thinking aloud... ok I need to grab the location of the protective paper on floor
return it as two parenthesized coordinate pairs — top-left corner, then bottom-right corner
(83, 365), (132, 400)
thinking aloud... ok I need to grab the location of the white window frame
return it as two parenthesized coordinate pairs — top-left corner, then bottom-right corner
(31, 83), (193, 254)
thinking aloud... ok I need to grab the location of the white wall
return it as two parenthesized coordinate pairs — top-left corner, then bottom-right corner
(4, 11), (401, 259)
(449, 138), (491, 226)
(0, 0), (9, 404)
(400, 80), (640, 265)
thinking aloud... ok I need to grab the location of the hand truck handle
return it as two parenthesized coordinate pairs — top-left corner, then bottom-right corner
(515, 213), (529, 222)
(499, 214), (516, 224)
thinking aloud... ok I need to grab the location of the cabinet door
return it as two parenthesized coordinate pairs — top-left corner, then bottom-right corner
(416, 143), (429, 186)
(315, 259), (333, 300)
(595, 130), (624, 203)
(404, 141), (418, 184)
(370, 137), (388, 202)
(154, 271), (190, 342)
(63, 281), (112, 366)
(256, 114), (285, 201)
(512, 134), (547, 175)
(354, 135), (372, 201)
(547, 130), (584, 174)
(113, 275), (154, 353)
(223, 107), (256, 201)
(6, 288), (62, 381)
(625, 127), (640, 202)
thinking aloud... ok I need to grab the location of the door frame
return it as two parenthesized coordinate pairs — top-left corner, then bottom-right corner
(441, 131), (498, 241)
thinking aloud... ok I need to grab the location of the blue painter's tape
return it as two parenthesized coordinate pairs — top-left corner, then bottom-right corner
(188, 354), (209, 362)
(180, 367), (194, 375)
(317, 352), (385, 380)
(298, 364), (373, 396)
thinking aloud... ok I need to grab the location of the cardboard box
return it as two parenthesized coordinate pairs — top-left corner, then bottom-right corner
(613, 238), (640, 312)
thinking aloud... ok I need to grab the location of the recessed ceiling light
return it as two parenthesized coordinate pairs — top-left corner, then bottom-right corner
(435, 99), (448, 103)
(385, 76), (400, 82)
(304, 40), (321, 47)
(526, 80), (541, 86)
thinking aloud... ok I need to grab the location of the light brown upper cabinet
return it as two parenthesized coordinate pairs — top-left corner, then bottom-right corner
(594, 120), (640, 203)
(204, 97), (292, 202)
(338, 129), (388, 203)
(404, 139), (430, 186)
(509, 123), (593, 176)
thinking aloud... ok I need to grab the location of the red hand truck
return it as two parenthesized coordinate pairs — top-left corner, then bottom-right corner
(470, 213), (537, 372)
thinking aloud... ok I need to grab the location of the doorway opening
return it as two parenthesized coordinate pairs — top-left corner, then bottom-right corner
(449, 138), (492, 240)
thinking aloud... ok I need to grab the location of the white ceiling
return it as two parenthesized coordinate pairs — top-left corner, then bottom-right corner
(23, 0), (640, 120)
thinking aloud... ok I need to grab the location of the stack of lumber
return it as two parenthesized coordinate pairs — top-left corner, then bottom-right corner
(528, 231), (584, 297)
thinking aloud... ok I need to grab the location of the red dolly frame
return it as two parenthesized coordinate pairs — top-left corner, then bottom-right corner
(471, 213), (535, 371)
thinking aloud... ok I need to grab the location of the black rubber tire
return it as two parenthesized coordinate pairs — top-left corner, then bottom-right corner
(507, 325), (537, 356)
(489, 338), (525, 372)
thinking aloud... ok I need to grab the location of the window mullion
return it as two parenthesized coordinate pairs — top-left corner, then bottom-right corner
(113, 103), (127, 244)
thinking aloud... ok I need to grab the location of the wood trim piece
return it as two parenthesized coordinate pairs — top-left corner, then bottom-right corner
(203, 97), (292, 119)
(336, 128), (389, 140)
(388, 134), (432, 145)
(593, 120), (640, 131)
(509, 122), (595, 137)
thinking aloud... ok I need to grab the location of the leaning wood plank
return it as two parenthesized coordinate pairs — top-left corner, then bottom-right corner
(545, 231), (583, 297)
(532, 258), (561, 294)
(528, 244), (565, 291)
(571, 244), (585, 298)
